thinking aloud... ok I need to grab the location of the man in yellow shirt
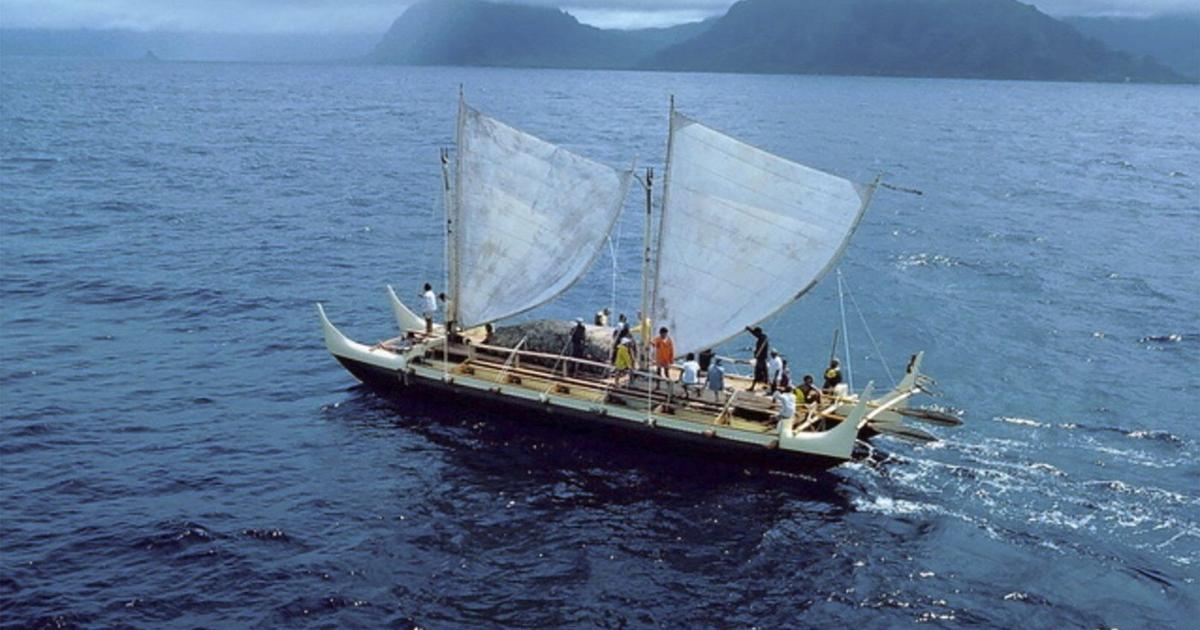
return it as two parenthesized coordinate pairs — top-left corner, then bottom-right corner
(613, 338), (635, 386)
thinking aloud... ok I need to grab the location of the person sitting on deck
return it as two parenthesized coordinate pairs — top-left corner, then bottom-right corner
(798, 374), (822, 408)
(679, 352), (701, 398)
(420, 283), (438, 335)
(767, 349), (784, 393)
(745, 326), (770, 392)
(705, 358), (726, 403)
(772, 385), (796, 433)
(613, 337), (635, 385)
(650, 327), (675, 385)
(569, 318), (587, 377)
(797, 374), (824, 431)
(823, 359), (843, 391)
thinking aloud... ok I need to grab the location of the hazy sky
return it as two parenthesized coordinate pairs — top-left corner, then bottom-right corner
(1, 0), (1194, 33)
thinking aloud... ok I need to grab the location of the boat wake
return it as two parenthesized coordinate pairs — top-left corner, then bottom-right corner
(843, 414), (1200, 574)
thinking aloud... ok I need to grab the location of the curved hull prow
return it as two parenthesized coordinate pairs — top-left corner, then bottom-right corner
(386, 285), (429, 334)
(316, 303), (411, 387)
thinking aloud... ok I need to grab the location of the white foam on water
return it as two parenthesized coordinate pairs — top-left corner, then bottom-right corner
(1088, 444), (1174, 469)
(1029, 509), (1097, 531)
(852, 495), (938, 516)
(1029, 462), (1066, 477)
(995, 416), (1048, 428)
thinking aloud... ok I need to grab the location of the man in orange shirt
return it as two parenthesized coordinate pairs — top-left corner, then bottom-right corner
(650, 327), (675, 385)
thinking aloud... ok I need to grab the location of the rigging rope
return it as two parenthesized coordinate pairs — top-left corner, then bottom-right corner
(842, 272), (897, 388)
(606, 218), (622, 316)
(606, 234), (616, 314)
(837, 270), (853, 391)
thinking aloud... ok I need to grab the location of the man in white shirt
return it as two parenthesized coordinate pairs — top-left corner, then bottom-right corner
(679, 352), (701, 399)
(766, 350), (784, 393)
(421, 282), (438, 334)
(772, 385), (796, 434)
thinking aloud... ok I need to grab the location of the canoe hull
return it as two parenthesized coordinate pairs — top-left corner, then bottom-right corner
(333, 354), (849, 471)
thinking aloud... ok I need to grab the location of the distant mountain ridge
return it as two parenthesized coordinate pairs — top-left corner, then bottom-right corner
(372, 0), (1188, 83)
(370, 0), (711, 69)
(644, 0), (1181, 82)
(1064, 14), (1200, 79)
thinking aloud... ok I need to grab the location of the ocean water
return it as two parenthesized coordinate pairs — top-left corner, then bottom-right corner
(1, 57), (1197, 627)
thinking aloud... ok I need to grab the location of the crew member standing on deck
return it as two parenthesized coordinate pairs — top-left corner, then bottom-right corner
(772, 385), (796, 433)
(613, 337), (635, 385)
(767, 350), (783, 393)
(698, 348), (715, 376)
(613, 312), (628, 335)
(706, 358), (726, 403)
(679, 352), (701, 399)
(610, 313), (629, 361)
(420, 283), (438, 335)
(569, 318), (587, 377)
(650, 327), (675, 385)
(745, 326), (770, 392)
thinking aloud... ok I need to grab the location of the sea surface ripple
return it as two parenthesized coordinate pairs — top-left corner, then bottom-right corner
(1, 58), (1198, 627)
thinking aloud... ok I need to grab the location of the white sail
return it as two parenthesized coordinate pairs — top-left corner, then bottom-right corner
(450, 100), (633, 329)
(651, 111), (876, 356)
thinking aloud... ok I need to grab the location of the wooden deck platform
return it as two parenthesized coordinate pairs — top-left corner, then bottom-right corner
(382, 332), (848, 436)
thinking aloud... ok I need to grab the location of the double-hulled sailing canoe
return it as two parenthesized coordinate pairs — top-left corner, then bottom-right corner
(318, 94), (957, 470)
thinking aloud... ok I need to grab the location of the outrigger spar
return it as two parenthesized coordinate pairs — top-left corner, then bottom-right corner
(316, 93), (959, 470)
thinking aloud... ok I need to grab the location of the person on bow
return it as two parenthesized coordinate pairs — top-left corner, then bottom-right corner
(420, 282), (439, 335)
(594, 308), (610, 327)
(745, 326), (770, 392)
(823, 358), (843, 391)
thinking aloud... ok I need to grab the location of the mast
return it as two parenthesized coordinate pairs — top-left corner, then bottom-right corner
(648, 96), (675, 358)
(447, 86), (466, 329)
(639, 166), (654, 361)
(440, 147), (453, 324)
(638, 166), (655, 419)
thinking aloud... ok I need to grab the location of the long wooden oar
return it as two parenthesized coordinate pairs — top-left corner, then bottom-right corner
(894, 407), (962, 426)
(870, 423), (937, 443)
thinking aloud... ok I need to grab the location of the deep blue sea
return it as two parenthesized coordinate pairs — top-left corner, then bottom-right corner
(2, 57), (1197, 628)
